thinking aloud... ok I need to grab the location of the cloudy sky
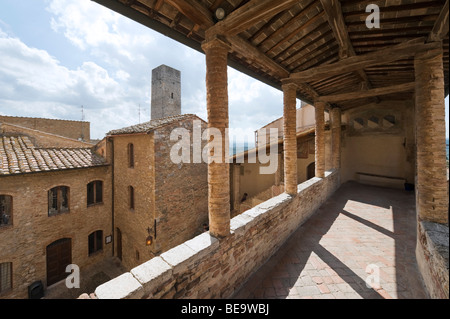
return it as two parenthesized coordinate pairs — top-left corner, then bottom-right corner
(0, 0), (448, 142)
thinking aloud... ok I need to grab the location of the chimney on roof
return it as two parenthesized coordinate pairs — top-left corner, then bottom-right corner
(151, 64), (181, 120)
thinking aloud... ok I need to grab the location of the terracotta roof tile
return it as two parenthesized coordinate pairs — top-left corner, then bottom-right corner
(0, 135), (107, 176)
(107, 114), (203, 136)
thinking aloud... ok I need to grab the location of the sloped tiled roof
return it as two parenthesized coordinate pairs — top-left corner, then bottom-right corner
(107, 114), (203, 136)
(0, 135), (106, 176)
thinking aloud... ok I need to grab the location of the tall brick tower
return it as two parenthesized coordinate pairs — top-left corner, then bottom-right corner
(151, 64), (181, 120)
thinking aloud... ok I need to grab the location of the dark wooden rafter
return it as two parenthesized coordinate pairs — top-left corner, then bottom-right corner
(257, 0), (318, 51)
(316, 82), (416, 103)
(209, 0), (226, 12)
(319, 0), (375, 102)
(165, 0), (214, 29)
(94, 0), (450, 108)
(289, 38), (441, 84)
(272, 21), (329, 62)
(227, 35), (289, 79)
(266, 10), (326, 57)
(207, 0), (298, 38)
(427, 0), (449, 42)
(153, 0), (164, 11)
(320, 0), (354, 59)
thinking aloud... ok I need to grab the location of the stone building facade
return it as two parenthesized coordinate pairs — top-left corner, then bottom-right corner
(0, 65), (209, 298)
(0, 132), (111, 299)
(107, 114), (208, 271)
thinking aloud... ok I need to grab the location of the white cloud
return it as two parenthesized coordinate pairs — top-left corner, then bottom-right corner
(0, 29), (138, 138)
(1, 0), (290, 141)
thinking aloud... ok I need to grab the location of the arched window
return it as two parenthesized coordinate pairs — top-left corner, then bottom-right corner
(129, 186), (135, 211)
(88, 230), (103, 256)
(87, 181), (103, 206)
(0, 195), (12, 227)
(48, 186), (70, 216)
(128, 143), (134, 168)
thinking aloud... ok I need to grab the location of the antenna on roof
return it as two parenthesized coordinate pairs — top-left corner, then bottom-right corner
(138, 103), (141, 124)
(80, 105), (85, 141)
(81, 105), (85, 121)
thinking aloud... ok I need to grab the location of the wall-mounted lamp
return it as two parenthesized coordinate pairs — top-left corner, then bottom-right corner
(146, 235), (153, 246)
(215, 8), (226, 21)
(146, 220), (157, 246)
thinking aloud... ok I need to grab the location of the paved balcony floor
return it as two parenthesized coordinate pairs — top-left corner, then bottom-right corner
(234, 181), (428, 299)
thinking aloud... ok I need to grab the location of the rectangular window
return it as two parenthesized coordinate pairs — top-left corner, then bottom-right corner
(87, 182), (95, 206)
(95, 181), (103, 203)
(128, 143), (134, 168)
(87, 181), (103, 206)
(0, 195), (12, 227)
(0, 262), (12, 293)
(129, 186), (135, 211)
(88, 230), (103, 256)
(48, 186), (70, 216)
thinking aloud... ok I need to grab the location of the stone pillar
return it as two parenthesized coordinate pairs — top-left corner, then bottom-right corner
(414, 46), (448, 224)
(282, 83), (298, 195)
(202, 37), (231, 238)
(315, 101), (326, 178)
(330, 107), (341, 169)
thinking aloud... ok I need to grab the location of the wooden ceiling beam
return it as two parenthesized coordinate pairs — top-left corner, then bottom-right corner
(165, 0), (214, 29)
(427, 0), (449, 42)
(316, 82), (416, 103)
(207, 0), (298, 38)
(319, 0), (377, 102)
(288, 38), (440, 84)
(227, 35), (289, 79)
(320, 0), (354, 59)
(153, 0), (164, 11)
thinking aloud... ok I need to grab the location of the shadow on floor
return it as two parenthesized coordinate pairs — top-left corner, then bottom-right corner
(233, 181), (428, 299)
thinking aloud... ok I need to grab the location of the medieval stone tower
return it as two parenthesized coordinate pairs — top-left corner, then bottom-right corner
(151, 64), (181, 120)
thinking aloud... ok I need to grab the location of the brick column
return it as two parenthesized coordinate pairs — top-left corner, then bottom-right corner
(315, 101), (326, 178)
(202, 37), (231, 238)
(282, 83), (298, 195)
(414, 46), (448, 224)
(330, 107), (341, 169)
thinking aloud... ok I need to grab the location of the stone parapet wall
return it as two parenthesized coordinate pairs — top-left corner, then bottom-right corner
(0, 116), (90, 142)
(93, 170), (340, 299)
(416, 221), (449, 299)
(0, 122), (94, 148)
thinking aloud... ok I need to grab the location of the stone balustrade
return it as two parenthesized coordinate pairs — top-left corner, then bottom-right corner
(92, 170), (340, 299)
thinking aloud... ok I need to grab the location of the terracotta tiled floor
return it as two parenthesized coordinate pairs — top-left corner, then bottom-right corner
(234, 181), (428, 299)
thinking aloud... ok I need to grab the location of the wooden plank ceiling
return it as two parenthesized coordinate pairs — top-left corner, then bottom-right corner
(93, 0), (449, 111)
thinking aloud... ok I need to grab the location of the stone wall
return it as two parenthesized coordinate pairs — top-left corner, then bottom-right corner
(153, 118), (209, 255)
(0, 122), (94, 148)
(111, 133), (155, 271)
(416, 221), (449, 299)
(0, 116), (90, 142)
(151, 65), (181, 120)
(0, 165), (112, 299)
(340, 100), (416, 187)
(94, 170), (340, 299)
(110, 117), (208, 271)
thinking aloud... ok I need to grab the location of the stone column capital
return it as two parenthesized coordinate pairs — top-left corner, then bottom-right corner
(201, 35), (231, 53)
(281, 81), (298, 92)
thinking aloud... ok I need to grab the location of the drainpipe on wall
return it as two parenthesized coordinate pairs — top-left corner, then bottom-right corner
(110, 137), (115, 257)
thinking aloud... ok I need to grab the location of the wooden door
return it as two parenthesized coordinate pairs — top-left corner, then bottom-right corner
(46, 238), (72, 286)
